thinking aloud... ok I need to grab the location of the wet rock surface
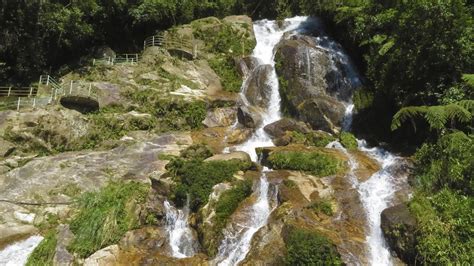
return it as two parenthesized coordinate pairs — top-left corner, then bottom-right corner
(276, 34), (360, 134)
(381, 204), (417, 264)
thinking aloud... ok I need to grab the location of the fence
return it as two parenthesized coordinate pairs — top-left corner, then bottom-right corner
(143, 33), (198, 58)
(93, 54), (140, 66)
(0, 96), (51, 111)
(0, 87), (37, 97)
(60, 80), (98, 99)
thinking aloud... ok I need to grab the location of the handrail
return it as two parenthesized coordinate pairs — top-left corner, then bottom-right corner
(143, 33), (198, 58)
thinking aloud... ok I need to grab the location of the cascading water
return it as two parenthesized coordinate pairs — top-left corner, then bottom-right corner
(164, 199), (197, 258)
(214, 17), (310, 266)
(0, 235), (44, 266)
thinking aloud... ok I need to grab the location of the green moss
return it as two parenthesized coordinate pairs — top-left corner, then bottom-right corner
(283, 179), (297, 189)
(307, 199), (334, 216)
(288, 131), (336, 147)
(339, 132), (358, 150)
(171, 159), (252, 211)
(68, 181), (149, 258)
(268, 150), (343, 177)
(284, 227), (342, 265)
(26, 231), (57, 266)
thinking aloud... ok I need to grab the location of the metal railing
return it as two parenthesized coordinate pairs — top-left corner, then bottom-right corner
(143, 33), (198, 58)
(60, 80), (98, 99)
(93, 54), (140, 66)
(0, 96), (51, 111)
(0, 87), (37, 97)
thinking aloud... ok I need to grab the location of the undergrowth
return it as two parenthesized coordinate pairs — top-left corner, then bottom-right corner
(268, 150), (342, 177)
(68, 181), (148, 258)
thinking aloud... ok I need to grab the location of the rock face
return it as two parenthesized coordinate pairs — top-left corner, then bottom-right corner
(0, 107), (89, 153)
(84, 245), (120, 266)
(263, 118), (311, 138)
(243, 64), (273, 108)
(203, 107), (237, 128)
(276, 35), (359, 134)
(60, 96), (100, 114)
(236, 56), (259, 77)
(381, 204), (417, 264)
(204, 151), (251, 163)
(0, 132), (192, 238)
(237, 105), (262, 128)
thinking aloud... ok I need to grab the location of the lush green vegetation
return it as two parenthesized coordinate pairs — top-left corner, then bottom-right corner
(169, 158), (252, 211)
(284, 227), (342, 265)
(407, 132), (473, 264)
(268, 150), (342, 176)
(26, 231), (57, 266)
(214, 179), (253, 231)
(339, 131), (357, 150)
(68, 181), (148, 258)
(0, 0), (274, 85)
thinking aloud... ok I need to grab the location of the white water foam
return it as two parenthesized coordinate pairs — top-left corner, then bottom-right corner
(164, 200), (197, 258)
(214, 170), (278, 266)
(214, 17), (312, 266)
(0, 235), (44, 266)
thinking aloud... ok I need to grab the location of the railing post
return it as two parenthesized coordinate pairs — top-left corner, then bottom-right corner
(17, 97), (20, 111)
(33, 97), (36, 108)
(126, 54), (129, 63)
(88, 83), (92, 96)
(152, 36), (155, 46)
(93, 59), (96, 66)
(29, 87), (33, 97)
(69, 80), (73, 94)
(46, 75), (50, 86)
(7, 86), (11, 97)
(39, 75), (42, 85)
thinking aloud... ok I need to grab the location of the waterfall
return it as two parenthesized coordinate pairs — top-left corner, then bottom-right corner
(214, 17), (310, 265)
(164, 199), (197, 258)
(310, 22), (404, 265)
(0, 235), (44, 266)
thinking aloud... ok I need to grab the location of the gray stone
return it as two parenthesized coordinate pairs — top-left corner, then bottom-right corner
(53, 224), (74, 266)
(263, 118), (311, 138)
(237, 105), (262, 128)
(204, 151), (251, 163)
(243, 64), (273, 108)
(203, 107), (237, 128)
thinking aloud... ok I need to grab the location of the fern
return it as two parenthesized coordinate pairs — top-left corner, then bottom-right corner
(391, 100), (474, 131)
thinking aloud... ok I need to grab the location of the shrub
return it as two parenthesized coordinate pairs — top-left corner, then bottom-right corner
(284, 227), (342, 265)
(26, 231), (57, 266)
(68, 181), (148, 258)
(308, 199), (334, 216)
(339, 132), (358, 150)
(268, 150), (342, 177)
(172, 159), (252, 211)
(179, 143), (213, 161)
(409, 189), (473, 264)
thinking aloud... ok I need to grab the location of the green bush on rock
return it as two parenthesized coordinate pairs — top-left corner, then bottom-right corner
(268, 150), (342, 177)
(284, 227), (342, 265)
(339, 132), (358, 150)
(171, 159), (252, 211)
(68, 181), (148, 258)
(214, 179), (253, 231)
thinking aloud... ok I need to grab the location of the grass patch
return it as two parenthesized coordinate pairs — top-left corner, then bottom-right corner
(26, 231), (57, 266)
(208, 57), (242, 92)
(170, 159), (252, 211)
(268, 150), (342, 177)
(68, 181), (148, 258)
(339, 132), (358, 150)
(284, 227), (342, 265)
(307, 199), (334, 216)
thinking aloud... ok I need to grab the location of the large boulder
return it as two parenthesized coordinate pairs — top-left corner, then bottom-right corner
(237, 105), (263, 128)
(204, 151), (251, 163)
(263, 118), (311, 138)
(275, 35), (357, 134)
(236, 56), (260, 77)
(243, 64), (273, 108)
(203, 107), (237, 128)
(381, 204), (417, 264)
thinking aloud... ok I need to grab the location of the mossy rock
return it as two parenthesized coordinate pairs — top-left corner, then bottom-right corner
(339, 132), (358, 150)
